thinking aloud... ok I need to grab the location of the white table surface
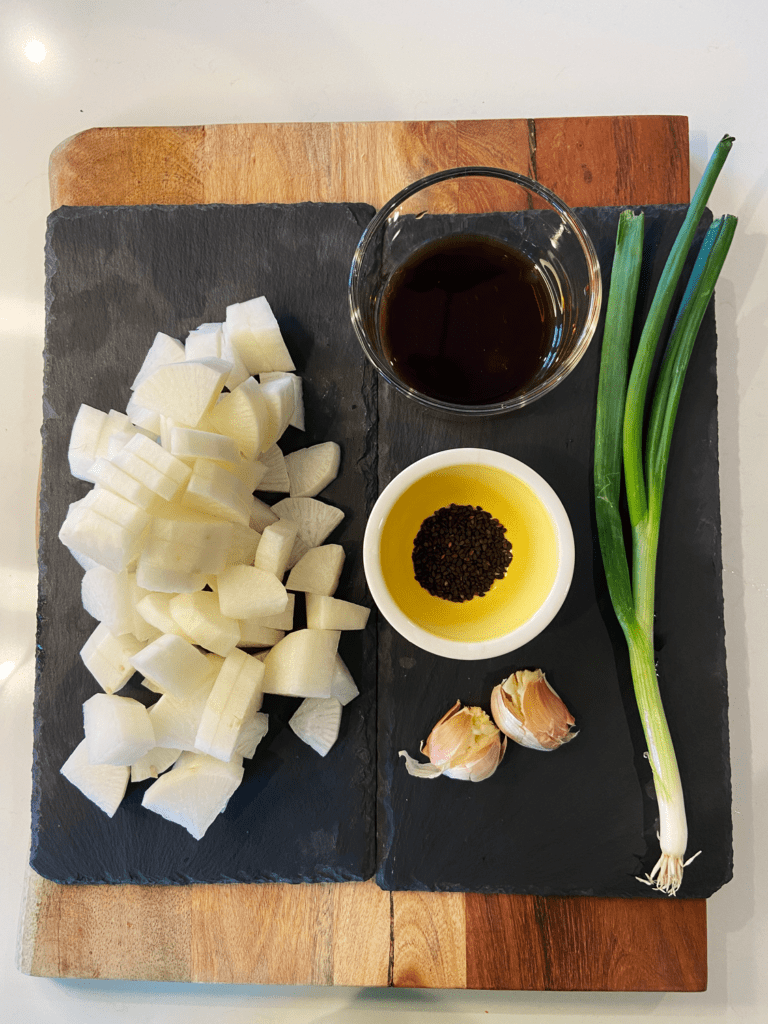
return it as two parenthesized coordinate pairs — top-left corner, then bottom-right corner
(2, 1), (766, 1020)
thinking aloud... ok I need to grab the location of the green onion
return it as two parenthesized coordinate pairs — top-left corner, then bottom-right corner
(594, 135), (736, 894)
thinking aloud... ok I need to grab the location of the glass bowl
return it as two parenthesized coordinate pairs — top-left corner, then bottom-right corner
(349, 166), (601, 416)
(363, 448), (575, 661)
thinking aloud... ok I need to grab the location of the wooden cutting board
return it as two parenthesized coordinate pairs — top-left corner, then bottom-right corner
(20, 115), (708, 990)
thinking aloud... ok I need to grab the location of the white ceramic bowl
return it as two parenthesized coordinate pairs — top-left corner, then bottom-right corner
(363, 448), (575, 660)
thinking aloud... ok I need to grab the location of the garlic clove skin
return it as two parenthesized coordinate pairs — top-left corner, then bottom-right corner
(491, 669), (576, 751)
(400, 701), (506, 782)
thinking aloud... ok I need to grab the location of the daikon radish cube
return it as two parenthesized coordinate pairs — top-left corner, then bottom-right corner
(84, 487), (151, 536)
(224, 296), (295, 374)
(81, 566), (135, 636)
(253, 518), (298, 580)
(130, 746), (181, 783)
(126, 575), (159, 642)
(126, 394), (162, 435)
(59, 505), (142, 574)
(260, 375), (295, 450)
(142, 750), (244, 840)
(285, 442), (341, 498)
(60, 739), (129, 817)
(330, 654), (359, 705)
(135, 592), (190, 638)
(181, 459), (251, 525)
(225, 456), (267, 493)
(132, 357), (231, 427)
(186, 322), (250, 389)
(260, 372), (304, 431)
(147, 516), (233, 575)
(236, 622), (285, 648)
(305, 593), (370, 630)
(262, 628), (340, 697)
(234, 711), (269, 760)
(195, 649), (265, 761)
(170, 426), (240, 465)
(131, 331), (185, 389)
(111, 448), (180, 501)
(256, 444), (290, 492)
(217, 565), (288, 619)
(69, 404), (108, 482)
(122, 432), (191, 489)
(286, 545), (345, 596)
(271, 496), (344, 547)
(249, 495), (279, 533)
(91, 458), (155, 509)
(130, 634), (214, 701)
(81, 623), (145, 694)
(169, 591), (241, 657)
(83, 693), (155, 766)
(247, 591), (295, 630)
(207, 377), (270, 460)
(148, 678), (215, 750)
(289, 697), (342, 756)
(225, 523), (262, 566)
(135, 558), (208, 595)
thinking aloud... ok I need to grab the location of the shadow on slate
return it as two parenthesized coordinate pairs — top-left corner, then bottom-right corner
(34, 202), (378, 884)
(34, 202), (732, 898)
(375, 205), (732, 899)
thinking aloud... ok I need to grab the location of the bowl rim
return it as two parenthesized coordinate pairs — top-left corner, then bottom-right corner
(348, 165), (602, 417)
(362, 448), (575, 660)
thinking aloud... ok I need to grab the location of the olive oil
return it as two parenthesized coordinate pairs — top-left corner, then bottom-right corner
(379, 234), (556, 405)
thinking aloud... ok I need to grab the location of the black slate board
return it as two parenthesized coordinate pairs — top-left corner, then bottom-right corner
(33, 202), (378, 884)
(375, 206), (732, 899)
(34, 202), (732, 897)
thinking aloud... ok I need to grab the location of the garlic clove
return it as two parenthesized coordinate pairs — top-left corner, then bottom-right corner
(491, 668), (577, 751)
(400, 701), (505, 782)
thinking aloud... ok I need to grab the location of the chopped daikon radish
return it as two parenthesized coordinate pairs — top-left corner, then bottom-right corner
(181, 459), (251, 525)
(224, 296), (295, 374)
(305, 593), (370, 630)
(61, 739), (129, 817)
(207, 377), (270, 460)
(284, 442), (340, 498)
(83, 693), (156, 766)
(68, 404), (108, 481)
(142, 750), (244, 840)
(271, 496), (344, 547)
(289, 697), (342, 756)
(81, 566), (135, 636)
(186, 322), (250, 390)
(245, 591), (295, 630)
(111, 448), (181, 501)
(59, 504), (144, 574)
(330, 655), (359, 706)
(217, 564), (289, 619)
(82, 487), (151, 536)
(249, 495), (279, 533)
(225, 456), (267, 493)
(236, 622), (285, 648)
(135, 592), (190, 638)
(253, 518), (299, 579)
(225, 522), (262, 566)
(130, 634), (214, 702)
(260, 375), (295, 450)
(256, 444), (290, 492)
(121, 433), (191, 489)
(259, 372), (304, 431)
(126, 394), (162, 435)
(132, 357), (231, 427)
(195, 649), (265, 761)
(91, 458), (155, 510)
(147, 677), (215, 751)
(262, 628), (340, 697)
(234, 712), (269, 760)
(169, 591), (241, 657)
(130, 746), (181, 783)
(80, 623), (146, 694)
(170, 426), (240, 465)
(131, 331), (185, 389)
(135, 557), (208, 595)
(147, 515), (233, 575)
(286, 544), (345, 595)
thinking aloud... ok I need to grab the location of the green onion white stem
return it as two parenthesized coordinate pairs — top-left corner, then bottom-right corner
(594, 135), (736, 894)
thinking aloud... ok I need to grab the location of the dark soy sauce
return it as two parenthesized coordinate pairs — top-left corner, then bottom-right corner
(379, 234), (556, 405)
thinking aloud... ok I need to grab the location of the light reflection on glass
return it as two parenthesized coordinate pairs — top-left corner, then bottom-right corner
(24, 39), (47, 64)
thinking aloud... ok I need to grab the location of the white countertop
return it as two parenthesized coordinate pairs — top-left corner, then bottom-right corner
(2, 1), (767, 1020)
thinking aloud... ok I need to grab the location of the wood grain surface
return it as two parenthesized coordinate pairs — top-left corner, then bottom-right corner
(21, 115), (708, 990)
